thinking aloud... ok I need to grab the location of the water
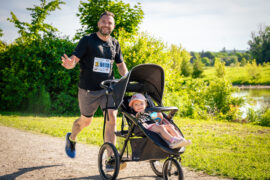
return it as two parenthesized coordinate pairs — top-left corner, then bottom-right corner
(234, 88), (270, 118)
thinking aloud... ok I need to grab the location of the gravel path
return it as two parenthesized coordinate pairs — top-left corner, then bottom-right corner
(0, 126), (230, 180)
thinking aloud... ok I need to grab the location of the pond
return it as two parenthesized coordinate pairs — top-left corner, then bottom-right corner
(234, 88), (270, 118)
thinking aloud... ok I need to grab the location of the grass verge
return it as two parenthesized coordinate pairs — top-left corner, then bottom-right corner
(0, 113), (269, 179)
(202, 66), (270, 85)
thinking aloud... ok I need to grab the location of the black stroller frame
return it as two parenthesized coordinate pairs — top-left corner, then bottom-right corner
(98, 64), (186, 180)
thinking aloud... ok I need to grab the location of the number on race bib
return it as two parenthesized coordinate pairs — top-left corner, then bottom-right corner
(93, 57), (112, 73)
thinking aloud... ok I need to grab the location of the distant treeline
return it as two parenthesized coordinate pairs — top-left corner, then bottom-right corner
(190, 50), (252, 67)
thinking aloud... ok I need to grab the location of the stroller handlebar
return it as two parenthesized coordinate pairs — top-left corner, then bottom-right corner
(100, 79), (119, 94)
(145, 106), (178, 112)
(100, 79), (119, 89)
(145, 106), (178, 120)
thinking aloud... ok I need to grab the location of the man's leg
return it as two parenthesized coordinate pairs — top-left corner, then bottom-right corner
(103, 109), (127, 171)
(65, 115), (92, 158)
(104, 109), (117, 145)
(70, 115), (93, 141)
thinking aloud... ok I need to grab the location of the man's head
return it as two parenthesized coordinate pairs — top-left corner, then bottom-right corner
(98, 11), (115, 36)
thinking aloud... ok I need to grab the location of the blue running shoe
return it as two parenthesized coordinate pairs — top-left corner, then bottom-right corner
(65, 132), (76, 158)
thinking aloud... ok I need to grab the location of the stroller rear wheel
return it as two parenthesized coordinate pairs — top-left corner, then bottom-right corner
(149, 159), (165, 177)
(162, 158), (183, 180)
(98, 142), (120, 180)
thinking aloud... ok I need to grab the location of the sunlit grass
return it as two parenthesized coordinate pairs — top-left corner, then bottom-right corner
(0, 113), (269, 179)
(202, 66), (270, 85)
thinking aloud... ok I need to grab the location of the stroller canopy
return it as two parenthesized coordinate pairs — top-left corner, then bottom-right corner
(111, 64), (165, 109)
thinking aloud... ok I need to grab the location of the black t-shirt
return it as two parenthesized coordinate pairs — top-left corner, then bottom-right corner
(73, 33), (123, 90)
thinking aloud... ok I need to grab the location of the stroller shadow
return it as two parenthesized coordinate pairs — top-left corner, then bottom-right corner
(118, 175), (162, 179)
(60, 175), (100, 180)
(0, 164), (62, 180)
(61, 175), (161, 180)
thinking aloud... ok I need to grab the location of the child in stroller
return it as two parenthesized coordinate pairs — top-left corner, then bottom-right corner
(129, 93), (191, 149)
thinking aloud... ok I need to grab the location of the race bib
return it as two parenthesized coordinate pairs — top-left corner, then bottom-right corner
(93, 57), (112, 73)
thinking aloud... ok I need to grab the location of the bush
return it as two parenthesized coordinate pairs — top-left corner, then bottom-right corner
(205, 78), (243, 120)
(214, 58), (226, 78)
(0, 35), (77, 113)
(245, 60), (262, 80)
(246, 108), (259, 122)
(192, 59), (204, 78)
(28, 85), (51, 114)
(51, 92), (79, 115)
(259, 109), (270, 127)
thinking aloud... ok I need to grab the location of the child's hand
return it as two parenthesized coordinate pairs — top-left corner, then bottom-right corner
(136, 111), (144, 118)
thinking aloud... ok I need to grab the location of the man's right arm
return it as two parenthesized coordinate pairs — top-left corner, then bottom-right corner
(61, 54), (80, 69)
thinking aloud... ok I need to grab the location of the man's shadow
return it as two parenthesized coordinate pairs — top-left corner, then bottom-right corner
(0, 165), (61, 180)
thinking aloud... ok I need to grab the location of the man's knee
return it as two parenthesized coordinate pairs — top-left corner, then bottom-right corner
(105, 109), (117, 125)
(79, 115), (93, 127)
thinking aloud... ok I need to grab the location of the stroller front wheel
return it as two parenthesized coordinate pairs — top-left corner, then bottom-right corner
(149, 159), (165, 177)
(98, 142), (120, 180)
(162, 158), (184, 180)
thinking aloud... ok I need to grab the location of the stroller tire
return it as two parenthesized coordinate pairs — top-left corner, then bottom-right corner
(149, 160), (165, 177)
(162, 158), (184, 180)
(98, 142), (120, 180)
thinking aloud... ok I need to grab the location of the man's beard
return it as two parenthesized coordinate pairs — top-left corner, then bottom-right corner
(99, 27), (112, 36)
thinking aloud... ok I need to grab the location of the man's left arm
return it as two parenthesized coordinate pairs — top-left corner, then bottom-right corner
(116, 62), (128, 76)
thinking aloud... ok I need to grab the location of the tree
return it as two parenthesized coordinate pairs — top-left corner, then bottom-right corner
(75, 0), (144, 39)
(181, 58), (193, 77)
(248, 25), (270, 64)
(7, 0), (65, 41)
(214, 58), (226, 78)
(192, 58), (204, 78)
(240, 58), (247, 66)
(0, 28), (3, 37)
(245, 60), (261, 80)
(202, 57), (210, 66)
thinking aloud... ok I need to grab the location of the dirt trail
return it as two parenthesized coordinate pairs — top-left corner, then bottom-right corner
(0, 126), (230, 180)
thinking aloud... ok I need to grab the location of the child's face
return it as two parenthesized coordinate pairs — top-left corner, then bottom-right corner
(132, 100), (146, 113)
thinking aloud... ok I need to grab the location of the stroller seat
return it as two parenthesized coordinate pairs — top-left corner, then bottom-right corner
(119, 95), (182, 154)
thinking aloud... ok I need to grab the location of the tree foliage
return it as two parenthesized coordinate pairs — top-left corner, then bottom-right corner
(75, 0), (144, 39)
(245, 60), (262, 80)
(214, 58), (226, 78)
(0, 28), (3, 37)
(192, 58), (204, 78)
(7, 0), (65, 41)
(248, 25), (270, 64)
(0, 36), (77, 113)
(181, 58), (193, 77)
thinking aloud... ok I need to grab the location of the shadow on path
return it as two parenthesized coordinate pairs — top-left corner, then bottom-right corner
(118, 175), (161, 180)
(61, 175), (161, 180)
(60, 175), (101, 180)
(0, 164), (62, 180)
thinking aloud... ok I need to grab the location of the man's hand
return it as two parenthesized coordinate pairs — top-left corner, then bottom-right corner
(61, 54), (76, 69)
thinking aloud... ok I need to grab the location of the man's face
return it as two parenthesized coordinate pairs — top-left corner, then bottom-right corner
(98, 15), (115, 36)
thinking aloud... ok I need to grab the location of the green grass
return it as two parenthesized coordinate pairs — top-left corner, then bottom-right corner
(202, 65), (270, 85)
(0, 113), (270, 179)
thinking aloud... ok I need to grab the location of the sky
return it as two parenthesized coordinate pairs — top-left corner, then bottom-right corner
(1, 0), (270, 52)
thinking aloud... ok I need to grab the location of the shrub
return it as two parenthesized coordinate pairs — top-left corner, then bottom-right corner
(214, 58), (226, 78)
(51, 92), (79, 115)
(245, 60), (262, 80)
(0, 35), (77, 113)
(205, 78), (243, 120)
(28, 85), (51, 114)
(259, 109), (270, 127)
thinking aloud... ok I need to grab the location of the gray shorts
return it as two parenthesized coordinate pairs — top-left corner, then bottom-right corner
(78, 88), (116, 117)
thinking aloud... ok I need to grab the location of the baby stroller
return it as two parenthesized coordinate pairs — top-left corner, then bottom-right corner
(98, 64), (187, 180)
